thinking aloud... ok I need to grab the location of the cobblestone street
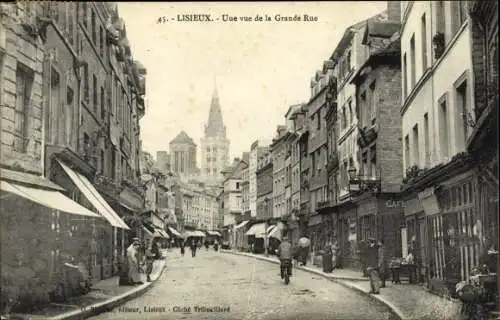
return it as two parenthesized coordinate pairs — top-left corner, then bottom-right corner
(90, 250), (397, 320)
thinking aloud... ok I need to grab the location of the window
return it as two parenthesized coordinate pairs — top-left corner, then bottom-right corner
(348, 99), (353, 125)
(412, 125), (419, 167)
(93, 75), (97, 111)
(360, 92), (367, 125)
(410, 34), (416, 89)
(438, 96), (449, 160)
(83, 64), (89, 101)
(311, 152), (316, 175)
(436, 1), (446, 41)
(14, 63), (33, 153)
(341, 106), (347, 131)
(68, 3), (74, 45)
(421, 13), (428, 71)
(91, 10), (96, 43)
(111, 149), (116, 179)
(99, 26), (104, 56)
(361, 151), (368, 175)
(370, 145), (377, 178)
(81, 3), (88, 28)
(346, 51), (351, 73)
(456, 81), (468, 145)
(424, 113), (430, 167)
(316, 111), (321, 129)
(100, 150), (105, 173)
(451, 2), (468, 35)
(403, 53), (408, 99)
(369, 81), (376, 123)
(66, 87), (74, 145)
(404, 135), (410, 170)
(100, 87), (105, 120)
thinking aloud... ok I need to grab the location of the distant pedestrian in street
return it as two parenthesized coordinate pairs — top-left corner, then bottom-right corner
(190, 239), (197, 257)
(145, 239), (155, 282)
(180, 240), (185, 256)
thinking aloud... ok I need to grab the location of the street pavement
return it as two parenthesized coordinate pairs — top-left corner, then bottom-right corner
(89, 249), (398, 320)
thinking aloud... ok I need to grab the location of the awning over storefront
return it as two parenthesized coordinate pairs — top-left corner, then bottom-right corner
(207, 230), (222, 236)
(57, 160), (130, 230)
(143, 225), (155, 238)
(234, 220), (249, 230)
(1, 180), (101, 218)
(245, 223), (266, 237)
(184, 230), (206, 237)
(269, 223), (283, 241)
(153, 227), (169, 239)
(168, 227), (183, 238)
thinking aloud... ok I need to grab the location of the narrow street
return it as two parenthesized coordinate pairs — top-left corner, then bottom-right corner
(90, 251), (396, 320)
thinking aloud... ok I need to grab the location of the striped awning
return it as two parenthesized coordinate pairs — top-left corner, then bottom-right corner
(168, 227), (183, 238)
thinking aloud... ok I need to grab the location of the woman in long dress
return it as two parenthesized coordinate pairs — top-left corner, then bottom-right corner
(126, 238), (142, 284)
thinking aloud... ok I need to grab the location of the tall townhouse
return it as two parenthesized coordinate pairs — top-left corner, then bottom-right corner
(467, 2), (499, 303)
(322, 60), (341, 250)
(241, 162), (251, 218)
(256, 150), (273, 221)
(307, 64), (334, 254)
(329, 10), (389, 269)
(298, 109), (311, 237)
(284, 104), (304, 243)
(220, 156), (247, 245)
(350, 20), (403, 268)
(38, 2), (146, 282)
(398, 1), (481, 296)
(289, 105), (309, 238)
(249, 140), (271, 217)
(271, 125), (289, 219)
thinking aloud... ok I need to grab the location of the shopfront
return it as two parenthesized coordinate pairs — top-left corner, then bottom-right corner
(336, 201), (359, 270)
(0, 170), (102, 311)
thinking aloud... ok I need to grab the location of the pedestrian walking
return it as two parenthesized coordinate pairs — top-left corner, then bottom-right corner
(190, 239), (197, 257)
(126, 238), (142, 285)
(145, 239), (155, 282)
(180, 240), (185, 256)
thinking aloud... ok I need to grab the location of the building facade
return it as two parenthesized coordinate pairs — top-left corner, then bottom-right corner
(398, 1), (482, 295)
(307, 66), (331, 253)
(241, 164), (250, 216)
(350, 21), (403, 269)
(249, 140), (270, 217)
(271, 126), (290, 219)
(256, 150), (273, 220)
(1, 2), (147, 311)
(169, 130), (198, 180)
(200, 87), (230, 185)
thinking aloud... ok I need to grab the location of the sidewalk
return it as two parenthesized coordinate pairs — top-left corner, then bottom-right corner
(221, 249), (462, 320)
(4, 253), (168, 320)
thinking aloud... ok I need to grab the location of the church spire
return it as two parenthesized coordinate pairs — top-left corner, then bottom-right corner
(205, 84), (226, 138)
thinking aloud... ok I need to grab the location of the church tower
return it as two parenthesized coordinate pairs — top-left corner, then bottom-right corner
(201, 85), (230, 185)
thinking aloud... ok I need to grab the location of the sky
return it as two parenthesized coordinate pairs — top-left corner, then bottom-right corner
(118, 1), (387, 163)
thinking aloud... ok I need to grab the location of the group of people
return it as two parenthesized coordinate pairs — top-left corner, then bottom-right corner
(179, 239), (221, 257)
(125, 237), (160, 285)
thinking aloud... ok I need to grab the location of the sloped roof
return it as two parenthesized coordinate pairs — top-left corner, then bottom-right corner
(362, 21), (401, 44)
(170, 130), (196, 146)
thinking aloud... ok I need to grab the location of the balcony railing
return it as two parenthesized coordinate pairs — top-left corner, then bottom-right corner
(317, 200), (330, 209)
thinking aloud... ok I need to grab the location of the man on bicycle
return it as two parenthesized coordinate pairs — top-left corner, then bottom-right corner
(277, 235), (292, 279)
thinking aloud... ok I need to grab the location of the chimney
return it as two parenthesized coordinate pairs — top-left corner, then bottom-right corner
(387, 1), (401, 22)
